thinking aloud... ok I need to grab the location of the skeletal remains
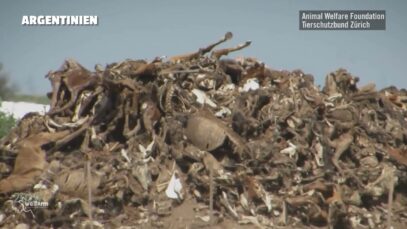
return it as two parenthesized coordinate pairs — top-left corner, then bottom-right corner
(0, 32), (407, 228)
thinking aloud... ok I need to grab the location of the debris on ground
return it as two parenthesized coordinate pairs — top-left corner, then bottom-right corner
(1, 32), (407, 228)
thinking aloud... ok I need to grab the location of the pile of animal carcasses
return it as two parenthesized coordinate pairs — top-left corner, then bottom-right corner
(0, 32), (407, 228)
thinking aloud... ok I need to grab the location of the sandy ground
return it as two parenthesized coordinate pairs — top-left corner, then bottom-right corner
(143, 198), (256, 229)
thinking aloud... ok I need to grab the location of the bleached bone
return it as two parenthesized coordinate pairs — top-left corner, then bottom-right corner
(47, 116), (89, 129)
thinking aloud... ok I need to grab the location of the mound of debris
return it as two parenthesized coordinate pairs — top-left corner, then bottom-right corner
(1, 32), (407, 228)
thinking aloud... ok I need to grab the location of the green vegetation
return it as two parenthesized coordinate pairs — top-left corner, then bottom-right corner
(0, 63), (17, 137)
(0, 63), (15, 100)
(8, 94), (50, 105)
(1, 62), (49, 105)
(0, 62), (49, 138)
(0, 100), (16, 138)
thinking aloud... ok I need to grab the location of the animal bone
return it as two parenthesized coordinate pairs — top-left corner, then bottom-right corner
(211, 40), (252, 59)
(169, 32), (233, 63)
(326, 131), (354, 175)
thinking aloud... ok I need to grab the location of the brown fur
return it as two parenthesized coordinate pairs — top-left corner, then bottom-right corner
(47, 59), (98, 115)
(0, 130), (70, 193)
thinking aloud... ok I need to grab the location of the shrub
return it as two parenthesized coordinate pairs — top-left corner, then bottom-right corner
(0, 63), (15, 100)
(0, 100), (16, 138)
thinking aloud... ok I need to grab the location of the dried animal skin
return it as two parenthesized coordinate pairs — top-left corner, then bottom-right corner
(365, 165), (396, 197)
(0, 172), (43, 194)
(386, 147), (407, 166)
(0, 130), (70, 193)
(141, 100), (161, 134)
(47, 59), (97, 115)
(202, 152), (224, 176)
(326, 131), (354, 174)
(1, 33), (407, 228)
(326, 107), (355, 123)
(193, 110), (249, 154)
(132, 163), (152, 191)
(56, 168), (101, 198)
(324, 73), (339, 97)
(185, 115), (227, 151)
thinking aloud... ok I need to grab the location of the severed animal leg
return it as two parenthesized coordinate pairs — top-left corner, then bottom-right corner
(327, 131), (364, 187)
(0, 130), (71, 193)
(211, 40), (252, 59)
(169, 32), (233, 63)
(48, 87), (82, 115)
(327, 132), (354, 175)
(50, 121), (92, 152)
(46, 72), (63, 110)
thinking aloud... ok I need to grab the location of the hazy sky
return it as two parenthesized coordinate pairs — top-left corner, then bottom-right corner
(1, 0), (406, 95)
